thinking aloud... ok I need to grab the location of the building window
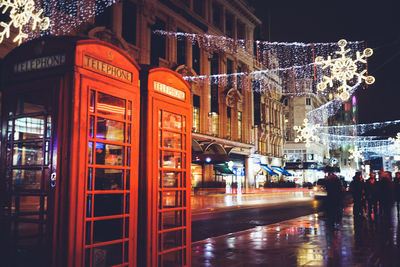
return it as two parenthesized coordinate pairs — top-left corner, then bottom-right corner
(237, 20), (246, 40)
(193, 95), (200, 133)
(210, 53), (219, 114)
(95, 1), (112, 29)
(122, 0), (137, 45)
(253, 82), (261, 125)
(227, 59), (233, 89)
(284, 99), (288, 106)
(179, 0), (190, 6)
(306, 98), (311, 106)
(194, 0), (205, 17)
(211, 112), (219, 136)
(212, 2), (222, 30)
(227, 107), (231, 139)
(238, 111), (242, 141)
(150, 18), (166, 65)
(225, 12), (234, 37)
(192, 40), (200, 74)
(237, 65), (242, 92)
(177, 28), (186, 65)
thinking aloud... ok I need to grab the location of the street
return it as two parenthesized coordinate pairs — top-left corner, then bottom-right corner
(192, 198), (322, 242)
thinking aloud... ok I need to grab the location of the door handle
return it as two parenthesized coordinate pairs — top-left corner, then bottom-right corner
(51, 172), (57, 188)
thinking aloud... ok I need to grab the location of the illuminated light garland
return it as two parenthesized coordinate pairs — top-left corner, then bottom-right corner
(315, 39), (375, 101)
(294, 119), (320, 147)
(42, 0), (120, 38)
(389, 133), (400, 154)
(0, 0), (50, 45)
(307, 83), (361, 125)
(318, 119), (400, 136)
(349, 147), (365, 162)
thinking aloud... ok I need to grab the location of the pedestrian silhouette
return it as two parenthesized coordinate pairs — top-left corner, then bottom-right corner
(349, 171), (365, 217)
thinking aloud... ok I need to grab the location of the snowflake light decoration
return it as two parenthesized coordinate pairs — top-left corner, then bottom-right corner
(0, 0), (50, 45)
(315, 39), (375, 101)
(389, 132), (400, 154)
(349, 147), (364, 162)
(294, 118), (320, 147)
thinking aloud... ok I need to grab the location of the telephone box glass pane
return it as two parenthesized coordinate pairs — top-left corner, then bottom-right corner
(97, 92), (126, 120)
(92, 243), (123, 266)
(162, 171), (181, 188)
(96, 118), (124, 142)
(93, 218), (123, 243)
(12, 169), (42, 190)
(15, 91), (48, 115)
(95, 143), (124, 166)
(95, 169), (124, 190)
(94, 194), (124, 217)
(162, 131), (182, 149)
(162, 230), (183, 250)
(162, 111), (182, 130)
(162, 249), (183, 267)
(162, 151), (181, 168)
(161, 210), (184, 230)
(13, 142), (43, 166)
(14, 116), (45, 140)
(160, 191), (183, 209)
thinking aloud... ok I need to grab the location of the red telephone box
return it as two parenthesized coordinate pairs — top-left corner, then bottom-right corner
(139, 67), (192, 267)
(1, 37), (140, 267)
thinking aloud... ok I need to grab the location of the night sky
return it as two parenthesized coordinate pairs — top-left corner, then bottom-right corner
(250, 0), (399, 127)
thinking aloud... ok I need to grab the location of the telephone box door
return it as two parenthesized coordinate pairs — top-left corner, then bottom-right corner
(1, 80), (58, 266)
(140, 68), (192, 267)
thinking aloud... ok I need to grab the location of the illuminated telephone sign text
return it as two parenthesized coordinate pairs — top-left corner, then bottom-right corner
(154, 81), (186, 100)
(84, 55), (132, 83)
(14, 54), (66, 73)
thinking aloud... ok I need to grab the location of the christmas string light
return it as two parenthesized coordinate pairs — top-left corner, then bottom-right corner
(388, 133), (400, 154)
(307, 83), (361, 125)
(42, 0), (120, 37)
(318, 119), (400, 136)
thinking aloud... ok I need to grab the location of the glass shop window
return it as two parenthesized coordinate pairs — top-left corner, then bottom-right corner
(193, 95), (200, 133)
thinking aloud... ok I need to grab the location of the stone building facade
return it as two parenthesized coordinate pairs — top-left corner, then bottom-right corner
(0, 0), (286, 189)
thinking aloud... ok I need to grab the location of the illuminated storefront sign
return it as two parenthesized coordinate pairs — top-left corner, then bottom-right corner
(14, 54), (66, 73)
(83, 55), (132, 83)
(154, 81), (186, 100)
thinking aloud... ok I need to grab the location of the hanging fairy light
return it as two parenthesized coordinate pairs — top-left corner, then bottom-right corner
(294, 119), (320, 147)
(348, 147), (365, 162)
(0, 0), (50, 45)
(315, 39), (375, 101)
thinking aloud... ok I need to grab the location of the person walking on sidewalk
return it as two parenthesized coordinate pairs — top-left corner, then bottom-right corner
(365, 173), (379, 216)
(350, 172), (365, 217)
(378, 171), (394, 215)
(393, 172), (400, 214)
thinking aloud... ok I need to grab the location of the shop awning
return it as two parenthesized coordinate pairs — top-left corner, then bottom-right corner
(260, 165), (279, 176)
(272, 167), (293, 176)
(214, 164), (234, 175)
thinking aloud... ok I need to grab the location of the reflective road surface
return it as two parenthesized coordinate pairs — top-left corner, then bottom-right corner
(192, 205), (400, 266)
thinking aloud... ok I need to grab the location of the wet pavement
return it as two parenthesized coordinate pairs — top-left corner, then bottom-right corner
(191, 189), (315, 213)
(192, 205), (400, 266)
